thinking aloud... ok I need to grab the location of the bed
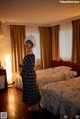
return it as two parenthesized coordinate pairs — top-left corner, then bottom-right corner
(40, 77), (80, 119)
(36, 67), (77, 91)
(15, 66), (77, 90)
(15, 60), (80, 89)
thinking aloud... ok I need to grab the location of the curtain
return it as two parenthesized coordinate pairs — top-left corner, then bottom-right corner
(72, 19), (80, 63)
(52, 25), (59, 60)
(39, 27), (52, 69)
(10, 25), (25, 73)
(59, 22), (72, 61)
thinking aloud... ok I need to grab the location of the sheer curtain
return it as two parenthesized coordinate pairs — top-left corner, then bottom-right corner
(26, 26), (41, 66)
(59, 22), (72, 61)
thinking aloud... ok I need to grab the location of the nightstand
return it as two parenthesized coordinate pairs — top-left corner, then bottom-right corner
(0, 69), (7, 90)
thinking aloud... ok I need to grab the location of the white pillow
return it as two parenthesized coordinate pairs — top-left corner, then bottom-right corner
(53, 66), (72, 73)
(72, 71), (77, 77)
(62, 70), (76, 80)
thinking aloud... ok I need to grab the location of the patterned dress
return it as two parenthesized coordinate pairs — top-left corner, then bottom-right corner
(21, 54), (40, 105)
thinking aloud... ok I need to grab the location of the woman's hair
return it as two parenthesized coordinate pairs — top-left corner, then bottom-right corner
(26, 40), (33, 47)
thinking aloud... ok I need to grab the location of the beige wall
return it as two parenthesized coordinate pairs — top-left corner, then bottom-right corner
(0, 23), (11, 69)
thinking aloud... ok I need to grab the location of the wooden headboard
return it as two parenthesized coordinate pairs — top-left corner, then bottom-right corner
(52, 60), (80, 76)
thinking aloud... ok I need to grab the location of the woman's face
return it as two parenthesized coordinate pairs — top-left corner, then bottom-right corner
(25, 41), (33, 52)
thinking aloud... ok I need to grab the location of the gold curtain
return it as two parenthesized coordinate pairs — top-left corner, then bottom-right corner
(10, 25), (26, 73)
(39, 27), (52, 69)
(52, 25), (60, 60)
(72, 19), (80, 63)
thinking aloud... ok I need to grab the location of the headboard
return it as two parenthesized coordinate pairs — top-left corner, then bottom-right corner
(52, 60), (80, 76)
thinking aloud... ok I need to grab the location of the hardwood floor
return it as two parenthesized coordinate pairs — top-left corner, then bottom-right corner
(0, 86), (60, 119)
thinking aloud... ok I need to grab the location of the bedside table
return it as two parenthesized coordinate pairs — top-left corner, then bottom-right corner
(0, 69), (7, 90)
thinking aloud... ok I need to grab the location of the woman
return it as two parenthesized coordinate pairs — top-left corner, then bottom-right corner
(20, 35), (40, 111)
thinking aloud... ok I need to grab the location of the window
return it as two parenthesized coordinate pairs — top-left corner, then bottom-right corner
(59, 22), (72, 61)
(26, 26), (41, 65)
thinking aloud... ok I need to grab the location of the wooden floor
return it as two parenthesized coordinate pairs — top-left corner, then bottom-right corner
(0, 86), (60, 119)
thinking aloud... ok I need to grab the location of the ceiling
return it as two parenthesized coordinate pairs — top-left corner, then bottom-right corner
(0, 0), (80, 25)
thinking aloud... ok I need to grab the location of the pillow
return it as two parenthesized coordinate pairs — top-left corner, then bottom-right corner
(62, 70), (76, 80)
(72, 71), (77, 77)
(53, 66), (72, 73)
